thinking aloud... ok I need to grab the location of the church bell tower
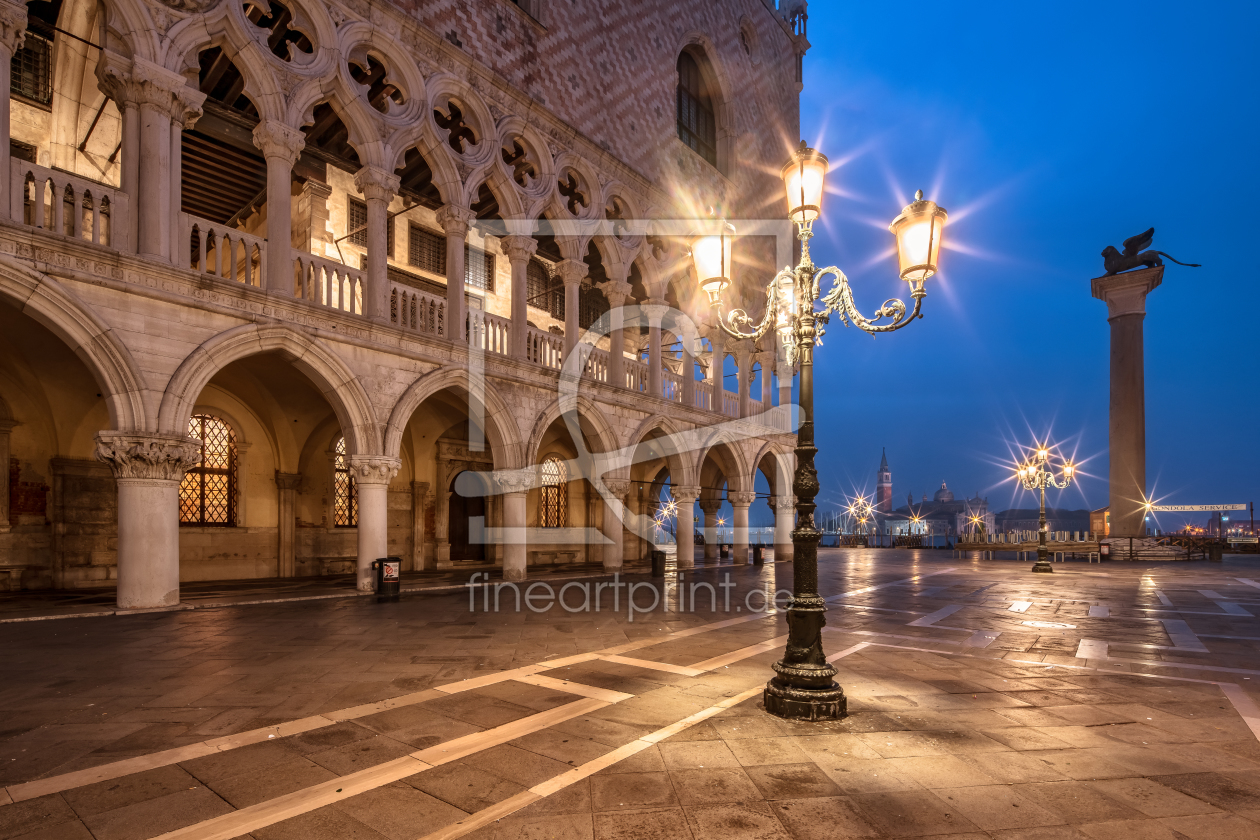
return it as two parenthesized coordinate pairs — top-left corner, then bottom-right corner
(876, 448), (892, 513)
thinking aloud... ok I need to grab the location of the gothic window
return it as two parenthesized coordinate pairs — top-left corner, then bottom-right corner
(408, 225), (446, 275)
(579, 283), (608, 330)
(11, 16), (52, 106)
(333, 436), (358, 527)
(180, 415), (237, 526)
(676, 52), (717, 166)
(347, 198), (394, 251)
(539, 456), (567, 528)
(465, 244), (495, 292)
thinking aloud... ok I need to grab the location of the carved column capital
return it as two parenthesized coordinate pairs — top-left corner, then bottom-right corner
(346, 456), (401, 486)
(0, 1), (27, 55)
(728, 491), (757, 508)
(599, 279), (632, 307)
(1091, 266), (1163, 320)
(435, 204), (476, 237)
(555, 259), (587, 288)
(492, 469), (535, 495)
(253, 120), (306, 166)
(96, 53), (206, 126)
(698, 498), (724, 515)
(353, 166), (400, 204)
(95, 432), (201, 481)
(602, 478), (632, 500)
(642, 298), (669, 325)
(768, 494), (796, 510)
(499, 235), (538, 264)
(671, 485), (702, 503)
(274, 471), (303, 491)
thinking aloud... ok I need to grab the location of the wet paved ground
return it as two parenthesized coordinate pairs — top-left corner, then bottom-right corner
(3, 550), (1260, 840)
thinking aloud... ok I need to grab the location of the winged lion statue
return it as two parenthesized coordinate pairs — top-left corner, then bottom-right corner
(1101, 228), (1200, 276)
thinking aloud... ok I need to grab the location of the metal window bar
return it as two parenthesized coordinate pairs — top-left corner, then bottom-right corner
(179, 414), (237, 527)
(333, 436), (358, 527)
(12, 30), (52, 105)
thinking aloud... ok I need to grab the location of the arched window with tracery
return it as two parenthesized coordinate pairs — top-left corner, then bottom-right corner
(539, 456), (567, 528)
(333, 436), (358, 527)
(677, 51), (717, 166)
(180, 414), (237, 526)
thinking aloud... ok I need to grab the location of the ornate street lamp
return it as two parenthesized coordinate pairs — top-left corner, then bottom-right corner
(1016, 444), (1075, 574)
(691, 141), (947, 721)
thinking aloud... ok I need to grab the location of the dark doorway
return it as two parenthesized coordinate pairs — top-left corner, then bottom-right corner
(449, 471), (486, 562)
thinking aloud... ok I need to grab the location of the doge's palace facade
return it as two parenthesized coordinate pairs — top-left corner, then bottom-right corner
(0, 0), (808, 608)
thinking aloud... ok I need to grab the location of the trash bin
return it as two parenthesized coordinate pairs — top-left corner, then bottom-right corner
(1099, 542), (1110, 561)
(651, 549), (666, 577)
(372, 556), (402, 602)
(720, 544), (729, 559)
(752, 545), (764, 565)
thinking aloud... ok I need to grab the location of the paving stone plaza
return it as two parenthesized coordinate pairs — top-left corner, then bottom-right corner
(3, 551), (1260, 840)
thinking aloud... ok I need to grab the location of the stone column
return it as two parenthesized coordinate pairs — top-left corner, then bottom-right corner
(347, 456), (400, 592)
(410, 480), (430, 571)
(758, 351), (775, 410)
(0, 2), (26, 219)
(254, 121), (306, 296)
(699, 498), (722, 560)
(1092, 266), (1162, 538)
(643, 299), (668, 398)
(672, 485), (700, 569)
(733, 341), (753, 418)
(771, 494), (795, 562)
(501, 235), (537, 359)
(354, 166), (400, 322)
(729, 491), (756, 564)
(601, 478), (630, 572)
(274, 472), (301, 578)
(600, 279), (630, 388)
(437, 205), (474, 341)
(498, 472), (532, 582)
(434, 456), (450, 565)
(681, 336), (695, 408)
(556, 259), (586, 359)
(0, 419), (14, 531)
(95, 432), (200, 609)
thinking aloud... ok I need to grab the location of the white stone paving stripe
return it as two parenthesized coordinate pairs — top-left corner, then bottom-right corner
(827, 568), (959, 601)
(1158, 618), (1210, 652)
(1219, 684), (1260, 741)
(1088, 605), (1110, 617)
(409, 643), (871, 840)
(1009, 601), (1032, 613)
(908, 604), (965, 627)
(1155, 590), (1173, 606)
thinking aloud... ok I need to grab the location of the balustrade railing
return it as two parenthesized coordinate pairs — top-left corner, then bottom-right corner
(294, 252), (363, 315)
(467, 309), (511, 356)
(391, 285), (445, 336)
(722, 390), (740, 418)
(583, 345), (608, 382)
(11, 160), (127, 249)
(625, 358), (648, 393)
(694, 379), (714, 411)
(183, 213), (265, 287)
(525, 326), (564, 369)
(662, 369), (683, 402)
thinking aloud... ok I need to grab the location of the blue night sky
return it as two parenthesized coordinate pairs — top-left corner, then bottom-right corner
(793, 1), (1260, 526)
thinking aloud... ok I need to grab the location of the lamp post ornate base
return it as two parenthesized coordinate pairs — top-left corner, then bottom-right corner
(764, 596), (847, 720)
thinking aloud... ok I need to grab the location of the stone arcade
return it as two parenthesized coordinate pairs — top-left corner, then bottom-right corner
(0, 0), (810, 607)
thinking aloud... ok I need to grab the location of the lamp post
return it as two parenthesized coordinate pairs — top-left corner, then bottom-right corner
(1016, 444), (1075, 574)
(691, 141), (947, 721)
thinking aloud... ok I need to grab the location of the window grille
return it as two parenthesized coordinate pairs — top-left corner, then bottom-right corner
(408, 224), (446, 275)
(539, 457), (567, 528)
(12, 30), (52, 106)
(347, 198), (394, 251)
(676, 52), (717, 166)
(527, 257), (563, 320)
(465, 244), (494, 292)
(180, 415), (237, 526)
(579, 283), (609, 330)
(333, 436), (358, 527)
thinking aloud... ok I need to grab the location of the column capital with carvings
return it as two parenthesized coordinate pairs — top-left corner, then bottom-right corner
(555, 259), (587, 287)
(671, 485), (702, 502)
(353, 166), (401, 204)
(499, 235), (538, 263)
(435, 204), (476, 237)
(601, 478), (632, 500)
(253, 120), (306, 167)
(767, 494), (796, 510)
(0, 0), (26, 55)
(698, 498), (724, 515)
(97, 54), (205, 125)
(728, 491), (758, 508)
(347, 456), (401, 486)
(274, 471), (303, 491)
(1090, 266), (1163, 320)
(95, 432), (201, 481)
(492, 468), (535, 496)
(599, 279), (632, 307)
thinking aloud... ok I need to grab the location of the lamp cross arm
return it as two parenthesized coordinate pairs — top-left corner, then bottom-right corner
(713, 270), (783, 342)
(817, 265), (922, 335)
